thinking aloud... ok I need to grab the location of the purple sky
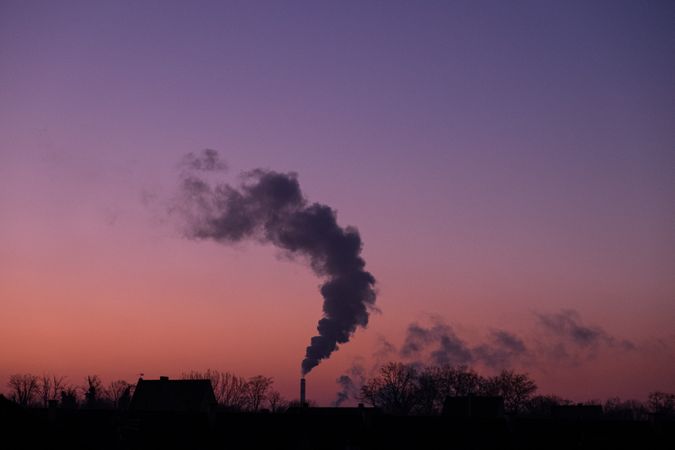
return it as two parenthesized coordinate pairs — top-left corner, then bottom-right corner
(1, 1), (674, 403)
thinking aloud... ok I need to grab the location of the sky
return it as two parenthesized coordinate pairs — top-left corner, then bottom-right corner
(1, 0), (674, 405)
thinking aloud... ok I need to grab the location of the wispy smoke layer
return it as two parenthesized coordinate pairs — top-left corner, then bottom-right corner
(334, 360), (366, 406)
(395, 310), (634, 370)
(174, 150), (377, 375)
(534, 310), (635, 364)
(180, 148), (228, 172)
(401, 322), (528, 369)
(535, 310), (635, 350)
(473, 331), (529, 369)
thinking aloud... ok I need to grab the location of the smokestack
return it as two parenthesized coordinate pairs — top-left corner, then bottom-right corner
(300, 378), (306, 407)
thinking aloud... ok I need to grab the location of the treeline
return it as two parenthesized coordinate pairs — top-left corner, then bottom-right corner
(4, 370), (292, 412)
(181, 369), (292, 412)
(6, 374), (135, 410)
(359, 362), (675, 418)
(5, 364), (675, 419)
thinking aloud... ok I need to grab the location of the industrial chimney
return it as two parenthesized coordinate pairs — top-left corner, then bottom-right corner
(300, 378), (306, 407)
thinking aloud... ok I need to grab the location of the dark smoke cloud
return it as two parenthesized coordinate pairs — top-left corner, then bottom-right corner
(431, 330), (475, 366)
(400, 322), (528, 369)
(536, 310), (604, 347)
(400, 323), (442, 358)
(174, 150), (377, 375)
(334, 321), (526, 401)
(335, 310), (638, 401)
(400, 322), (475, 366)
(473, 330), (529, 369)
(334, 360), (366, 406)
(492, 330), (528, 353)
(373, 335), (397, 363)
(535, 310), (634, 350)
(394, 310), (632, 371)
(180, 148), (228, 172)
(534, 310), (635, 365)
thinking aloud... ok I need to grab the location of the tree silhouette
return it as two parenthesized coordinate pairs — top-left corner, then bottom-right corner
(360, 363), (542, 416)
(267, 390), (289, 412)
(105, 380), (131, 409)
(484, 370), (537, 414)
(603, 397), (647, 420)
(84, 375), (103, 408)
(361, 362), (419, 415)
(182, 369), (249, 410)
(415, 368), (440, 415)
(7, 374), (39, 407)
(117, 385), (132, 410)
(37, 374), (66, 407)
(5, 367), (672, 422)
(245, 375), (273, 412)
(219, 372), (249, 410)
(433, 365), (487, 396)
(60, 387), (79, 409)
(647, 391), (675, 415)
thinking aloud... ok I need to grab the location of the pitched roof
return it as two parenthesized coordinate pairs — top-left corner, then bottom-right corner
(129, 378), (216, 413)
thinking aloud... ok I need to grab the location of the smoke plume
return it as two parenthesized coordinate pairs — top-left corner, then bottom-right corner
(534, 310), (635, 364)
(334, 360), (366, 406)
(174, 150), (377, 375)
(395, 310), (633, 370)
(535, 310), (635, 350)
(400, 322), (527, 368)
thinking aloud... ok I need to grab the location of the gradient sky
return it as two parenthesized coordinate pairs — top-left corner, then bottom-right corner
(1, 0), (674, 405)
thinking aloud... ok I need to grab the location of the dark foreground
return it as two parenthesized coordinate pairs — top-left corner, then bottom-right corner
(2, 407), (674, 450)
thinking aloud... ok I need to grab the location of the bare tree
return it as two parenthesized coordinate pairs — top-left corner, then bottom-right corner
(647, 391), (675, 415)
(84, 375), (104, 408)
(8, 374), (39, 407)
(37, 374), (66, 407)
(415, 368), (440, 415)
(60, 387), (79, 409)
(417, 365), (488, 413)
(219, 372), (249, 410)
(604, 397), (647, 420)
(118, 385), (133, 410)
(436, 365), (487, 397)
(37, 374), (52, 408)
(245, 375), (273, 412)
(485, 369), (537, 414)
(267, 390), (289, 413)
(361, 362), (419, 415)
(359, 362), (542, 416)
(182, 369), (249, 410)
(105, 380), (131, 409)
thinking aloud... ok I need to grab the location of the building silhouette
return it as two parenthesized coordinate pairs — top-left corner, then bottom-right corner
(129, 376), (216, 413)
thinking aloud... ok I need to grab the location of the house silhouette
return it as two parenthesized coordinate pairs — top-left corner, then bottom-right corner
(129, 376), (216, 413)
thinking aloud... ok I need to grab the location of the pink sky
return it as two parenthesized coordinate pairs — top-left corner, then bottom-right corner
(1, 1), (674, 404)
